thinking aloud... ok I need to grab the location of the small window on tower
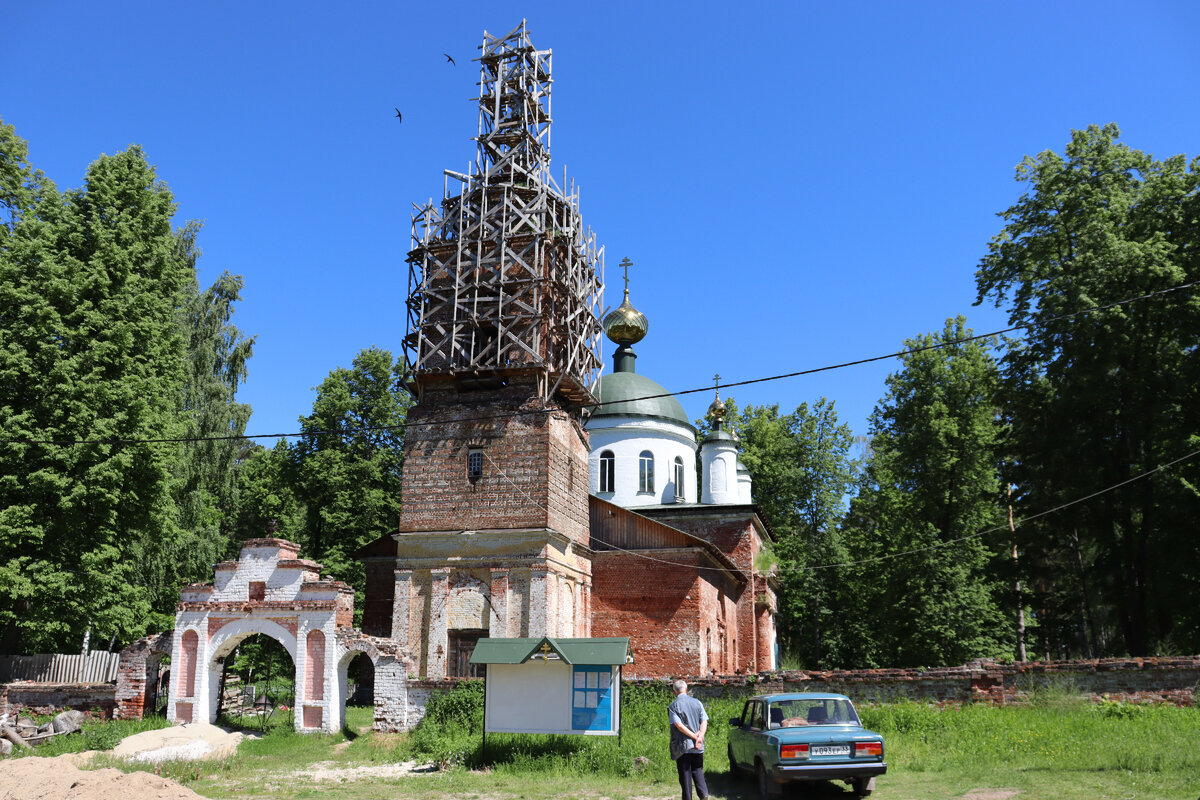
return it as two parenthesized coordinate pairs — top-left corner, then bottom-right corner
(674, 456), (685, 503)
(468, 449), (484, 483)
(248, 581), (266, 602)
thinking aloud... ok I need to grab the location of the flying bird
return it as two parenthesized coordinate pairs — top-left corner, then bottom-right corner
(394, 107), (402, 123)
(443, 53), (455, 65)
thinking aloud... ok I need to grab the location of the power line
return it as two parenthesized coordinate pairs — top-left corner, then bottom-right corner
(795, 447), (1200, 573)
(478, 429), (1200, 578)
(1, 279), (1195, 447)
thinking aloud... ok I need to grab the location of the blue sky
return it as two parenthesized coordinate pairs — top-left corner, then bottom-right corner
(6, 0), (1199, 443)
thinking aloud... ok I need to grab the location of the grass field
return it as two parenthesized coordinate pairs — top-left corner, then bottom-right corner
(12, 684), (1200, 799)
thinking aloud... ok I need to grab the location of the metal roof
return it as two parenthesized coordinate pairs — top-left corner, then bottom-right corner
(470, 636), (632, 665)
(589, 371), (694, 428)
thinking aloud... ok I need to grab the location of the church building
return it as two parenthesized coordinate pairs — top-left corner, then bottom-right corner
(358, 21), (775, 680)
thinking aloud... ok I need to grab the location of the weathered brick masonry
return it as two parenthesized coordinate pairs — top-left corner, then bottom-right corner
(0, 682), (116, 718)
(399, 377), (590, 545)
(666, 656), (1200, 707)
(7, 656), (1196, 726)
(591, 548), (706, 678)
(637, 506), (778, 676)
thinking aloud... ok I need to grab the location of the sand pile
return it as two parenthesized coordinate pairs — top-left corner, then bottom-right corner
(0, 754), (205, 800)
(111, 722), (254, 763)
(0, 722), (255, 800)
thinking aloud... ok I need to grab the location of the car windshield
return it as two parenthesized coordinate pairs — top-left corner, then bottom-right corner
(766, 698), (859, 728)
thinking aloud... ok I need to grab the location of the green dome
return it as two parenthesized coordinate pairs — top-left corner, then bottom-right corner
(591, 371), (693, 428)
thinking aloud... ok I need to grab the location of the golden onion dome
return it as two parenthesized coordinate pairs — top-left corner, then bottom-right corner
(707, 394), (727, 423)
(603, 289), (649, 345)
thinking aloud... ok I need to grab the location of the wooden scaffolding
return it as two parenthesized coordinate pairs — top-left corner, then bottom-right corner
(404, 20), (604, 408)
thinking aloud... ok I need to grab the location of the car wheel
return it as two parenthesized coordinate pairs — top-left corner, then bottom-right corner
(728, 744), (740, 776)
(756, 760), (780, 797)
(852, 776), (875, 797)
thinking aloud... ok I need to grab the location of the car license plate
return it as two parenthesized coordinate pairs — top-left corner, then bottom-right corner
(811, 745), (851, 757)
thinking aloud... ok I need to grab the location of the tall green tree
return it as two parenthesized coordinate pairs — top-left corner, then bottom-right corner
(705, 398), (858, 668)
(174, 237), (256, 572)
(292, 348), (410, 621)
(0, 135), (191, 651)
(975, 124), (1200, 656)
(229, 438), (305, 542)
(0, 120), (254, 652)
(840, 317), (1012, 668)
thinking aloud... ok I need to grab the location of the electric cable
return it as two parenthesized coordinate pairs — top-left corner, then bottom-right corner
(479, 435), (1200, 576)
(2, 279), (1195, 447)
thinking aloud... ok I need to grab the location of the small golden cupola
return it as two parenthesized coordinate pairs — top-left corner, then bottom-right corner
(602, 257), (649, 348)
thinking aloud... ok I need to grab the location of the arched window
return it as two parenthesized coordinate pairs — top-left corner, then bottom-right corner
(638, 450), (654, 494)
(674, 456), (685, 502)
(599, 450), (615, 493)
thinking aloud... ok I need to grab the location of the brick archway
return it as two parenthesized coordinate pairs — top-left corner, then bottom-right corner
(168, 539), (355, 733)
(115, 631), (172, 720)
(334, 632), (413, 733)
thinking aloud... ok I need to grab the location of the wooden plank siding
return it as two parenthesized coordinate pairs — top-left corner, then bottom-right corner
(588, 495), (745, 581)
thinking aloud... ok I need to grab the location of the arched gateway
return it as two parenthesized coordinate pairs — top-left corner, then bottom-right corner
(168, 538), (414, 733)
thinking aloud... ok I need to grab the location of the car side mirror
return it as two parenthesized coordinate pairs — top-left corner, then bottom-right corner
(729, 717), (742, 727)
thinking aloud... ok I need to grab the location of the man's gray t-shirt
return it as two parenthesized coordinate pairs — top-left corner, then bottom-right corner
(668, 692), (708, 758)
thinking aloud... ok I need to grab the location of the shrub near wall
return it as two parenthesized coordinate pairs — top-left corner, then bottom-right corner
(402, 657), (1199, 737)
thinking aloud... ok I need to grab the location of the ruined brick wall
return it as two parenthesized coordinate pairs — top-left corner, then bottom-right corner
(640, 656), (1200, 707)
(114, 632), (171, 720)
(399, 378), (589, 545)
(0, 682), (116, 718)
(373, 656), (1200, 734)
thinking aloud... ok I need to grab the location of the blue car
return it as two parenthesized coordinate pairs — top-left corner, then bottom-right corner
(727, 692), (886, 797)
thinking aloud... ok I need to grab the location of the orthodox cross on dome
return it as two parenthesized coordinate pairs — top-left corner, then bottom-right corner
(603, 257), (648, 346)
(707, 373), (727, 423)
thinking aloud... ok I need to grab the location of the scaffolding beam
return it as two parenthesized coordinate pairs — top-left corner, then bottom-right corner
(405, 20), (603, 408)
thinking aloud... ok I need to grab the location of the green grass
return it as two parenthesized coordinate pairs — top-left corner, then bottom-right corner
(15, 689), (1200, 799)
(8, 712), (173, 758)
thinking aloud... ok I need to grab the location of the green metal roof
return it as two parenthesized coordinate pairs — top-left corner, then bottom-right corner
(703, 427), (737, 443)
(590, 372), (693, 428)
(470, 636), (632, 665)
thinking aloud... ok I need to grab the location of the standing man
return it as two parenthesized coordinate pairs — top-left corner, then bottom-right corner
(668, 679), (709, 800)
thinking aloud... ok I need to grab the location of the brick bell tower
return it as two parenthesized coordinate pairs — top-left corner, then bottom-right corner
(374, 21), (604, 678)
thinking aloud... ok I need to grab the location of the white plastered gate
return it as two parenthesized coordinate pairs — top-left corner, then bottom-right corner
(167, 538), (412, 733)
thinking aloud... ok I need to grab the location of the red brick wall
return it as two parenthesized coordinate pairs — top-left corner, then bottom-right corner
(637, 508), (772, 674)
(335, 590), (355, 629)
(0, 683), (116, 718)
(306, 630), (326, 701)
(399, 376), (589, 545)
(591, 549), (706, 678)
